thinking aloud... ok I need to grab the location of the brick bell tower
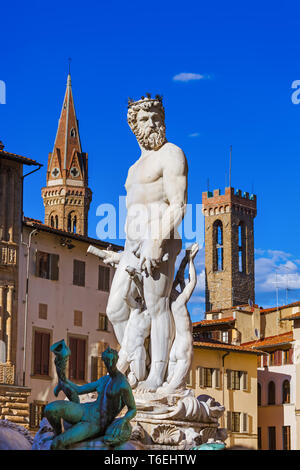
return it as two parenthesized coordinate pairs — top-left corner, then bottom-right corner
(202, 187), (257, 312)
(42, 74), (92, 236)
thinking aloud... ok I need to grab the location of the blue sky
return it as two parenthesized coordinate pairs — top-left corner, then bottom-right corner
(1, 0), (300, 320)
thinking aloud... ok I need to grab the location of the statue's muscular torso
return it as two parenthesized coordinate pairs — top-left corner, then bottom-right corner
(125, 142), (187, 247)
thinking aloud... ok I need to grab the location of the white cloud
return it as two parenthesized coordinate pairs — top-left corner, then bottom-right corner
(189, 132), (200, 138)
(255, 249), (300, 293)
(173, 73), (209, 82)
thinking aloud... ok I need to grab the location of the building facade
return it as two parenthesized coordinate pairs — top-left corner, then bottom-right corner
(17, 218), (121, 428)
(0, 142), (42, 427)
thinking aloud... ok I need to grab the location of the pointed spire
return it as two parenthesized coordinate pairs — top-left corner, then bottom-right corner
(48, 72), (82, 181)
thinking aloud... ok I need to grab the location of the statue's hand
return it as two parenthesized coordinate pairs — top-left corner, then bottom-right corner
(139, 240), (163, 275)
(103, 251), (121, 268)
(188, 242), (199, 260)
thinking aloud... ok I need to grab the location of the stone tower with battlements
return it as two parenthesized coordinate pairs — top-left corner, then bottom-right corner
(41, 74), (92, 236)
(202, 187), (257, 312)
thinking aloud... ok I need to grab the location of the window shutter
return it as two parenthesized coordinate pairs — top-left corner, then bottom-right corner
(227, 369), (232, 389)
(38, 303), (48, 320)
(214, 368), (221, 388)
(263, 354), (268, 367)
(42, 333), (50, 375)
(91, 356), (99, 382)
(98, 266), (110, 292)
(34, 332), (42, 375)
(74, 310), (83, 327)
(77, 338), (86, 381)
(73, 260), (85, 286)
(242, 413), (248, 433)
(198, 367), (204, 387)
(50, 254), (59, 281)
(289, 348), (293, 364)
(242, 372), (248, 391)
(227, 411), (232, 431)
(69, 337), (77, 380)
(35, 250), (40, 277)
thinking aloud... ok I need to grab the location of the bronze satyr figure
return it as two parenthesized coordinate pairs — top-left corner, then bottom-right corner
(44, 341), (136, 450)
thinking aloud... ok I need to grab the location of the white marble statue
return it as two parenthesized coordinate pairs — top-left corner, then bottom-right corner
(117, 266), (151, 388)
(101, 95), (187, 392)
(160, 242), (199, 393)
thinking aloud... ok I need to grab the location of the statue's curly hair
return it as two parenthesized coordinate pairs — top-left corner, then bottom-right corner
(127, 99), (165, 134)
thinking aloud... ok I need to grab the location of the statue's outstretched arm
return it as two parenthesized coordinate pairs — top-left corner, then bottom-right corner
(65, 378), (100, 395)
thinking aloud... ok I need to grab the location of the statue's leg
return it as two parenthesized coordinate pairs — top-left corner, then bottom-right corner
(131, 346), (146, 381)
(44, 400), (83, 436)
(106, 251), (138, 344)
(51, 421), (100, 450)
(163, 358), (191, 392)
(116, 348), (130, 374)
(138, 239), (180, 392)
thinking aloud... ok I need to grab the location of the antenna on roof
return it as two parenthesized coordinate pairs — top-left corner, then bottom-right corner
(229, 145), (232, 188)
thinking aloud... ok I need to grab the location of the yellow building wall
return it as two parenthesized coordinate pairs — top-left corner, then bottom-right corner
(190, 347), (258, 449)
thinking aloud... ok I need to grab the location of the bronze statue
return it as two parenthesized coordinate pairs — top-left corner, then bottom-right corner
(44, 342), (136, 450)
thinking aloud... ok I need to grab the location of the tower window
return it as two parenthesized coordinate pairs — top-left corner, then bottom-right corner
(213, 220), (223, 271)
(70, 128), (76, 138)
(68, 212), (77, 233)
(238, 222), (246, 273)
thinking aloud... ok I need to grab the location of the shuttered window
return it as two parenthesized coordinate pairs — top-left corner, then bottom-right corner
(242, 372), (248, 391)
(98, 313), (108, 331)
(36, 251), (59, 280)
(268, 426), (276, 450)
(91, 341), (109, 381)
(263, 354), (268, 367)
(33, 331), (50, 375)
(214, 368), (221, 388)
(242, 413), (248, 433)
(73, 260), (85, 286)
(69, 336), (86, 381)
(282, 426), (291, 450)
(38, 303), (48, 320)
(98, 266), (110, 292)
(203, 368), (213, 387)
(227, 369), (248, 390)
(74, 310), (83, 327)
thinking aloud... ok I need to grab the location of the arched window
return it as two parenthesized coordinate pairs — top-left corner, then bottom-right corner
(213, 220), (223, 271)
(50, 216), (54, 228)
(238, 221), (246, 273)
(282, 380), (290, 404)
(68, 212), (77, 233)
(258, 383), (261, 406)
(268, 380), (276, 405)
(55, 215), (59, 229)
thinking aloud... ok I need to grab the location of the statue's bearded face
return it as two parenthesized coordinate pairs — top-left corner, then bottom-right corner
(135, 108), (166, 150)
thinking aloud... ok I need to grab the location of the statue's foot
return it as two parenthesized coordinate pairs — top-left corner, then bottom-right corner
(136, 378), (163, 393)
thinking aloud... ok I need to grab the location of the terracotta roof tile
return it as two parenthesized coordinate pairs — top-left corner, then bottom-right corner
(260, 301), (300, 314)
(0, 149), (41, 166)
(23, 217), (124, 251)
(193, 316), (235, 327)
(194, 340), (265, 355)
(242, 332), (293, 349)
